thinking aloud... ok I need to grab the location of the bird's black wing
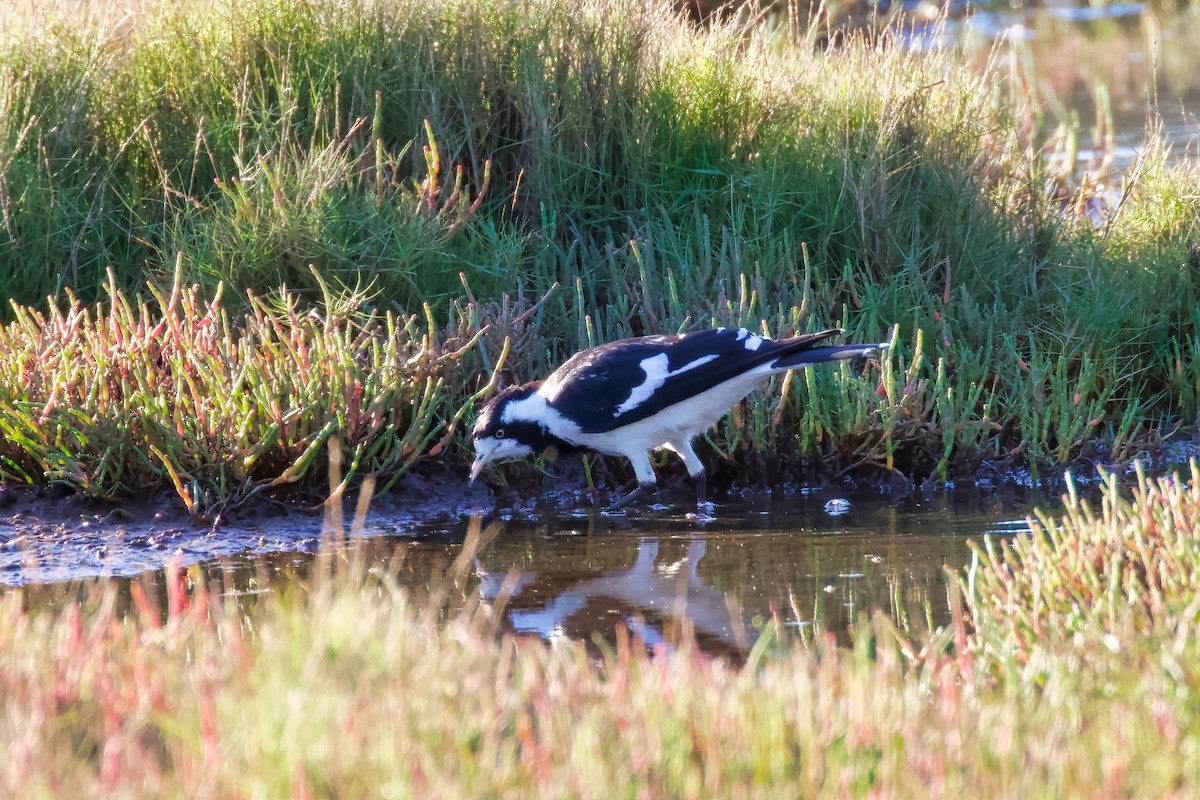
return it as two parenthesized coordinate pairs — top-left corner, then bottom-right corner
(541, 328), (838, 433)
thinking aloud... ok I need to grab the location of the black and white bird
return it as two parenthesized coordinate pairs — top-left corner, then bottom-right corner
(469, 327), (886, 510)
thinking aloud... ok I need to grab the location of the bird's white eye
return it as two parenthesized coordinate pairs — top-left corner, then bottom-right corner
(495, 428), (506, 438)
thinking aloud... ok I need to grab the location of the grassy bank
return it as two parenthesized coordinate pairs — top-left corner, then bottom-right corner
(1, 0), (1199, 507)
(2, 466), (1199, 796)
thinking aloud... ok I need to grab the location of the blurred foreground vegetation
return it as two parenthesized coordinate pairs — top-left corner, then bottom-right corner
(3, 466), (1200, 795)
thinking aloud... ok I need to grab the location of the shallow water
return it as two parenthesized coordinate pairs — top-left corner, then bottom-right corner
(407, 488), (1044, 654)
(4, 485), (1051, 656)
(904, 3), (1200, 169)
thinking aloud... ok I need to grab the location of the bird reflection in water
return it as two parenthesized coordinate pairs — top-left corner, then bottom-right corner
(475, 533), (753, 661)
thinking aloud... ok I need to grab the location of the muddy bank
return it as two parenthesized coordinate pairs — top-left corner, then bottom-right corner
(1, 435), (1196, 587)
(0, 471), (482, 586)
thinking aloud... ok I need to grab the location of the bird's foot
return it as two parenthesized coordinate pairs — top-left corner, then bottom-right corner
(604, 482), (656, 513)
(687, 501), (717, 523)
(686, 472), (716, 520)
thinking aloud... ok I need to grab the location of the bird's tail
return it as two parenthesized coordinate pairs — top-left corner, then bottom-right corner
(770, 341), (889, 370)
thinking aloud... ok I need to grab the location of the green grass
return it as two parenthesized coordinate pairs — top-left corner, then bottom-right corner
(3, 466), (1200, 796)
(0, 0), (1198, 505)
(0, 272), (1162, 516)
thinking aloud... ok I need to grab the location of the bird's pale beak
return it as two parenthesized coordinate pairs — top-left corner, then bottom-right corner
(469, 458), (485, 485)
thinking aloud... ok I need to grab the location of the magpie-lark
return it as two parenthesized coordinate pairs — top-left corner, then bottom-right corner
(470, 327), (886, 510)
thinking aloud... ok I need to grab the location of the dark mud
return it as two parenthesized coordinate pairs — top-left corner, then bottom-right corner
(0, 471), (489, 586)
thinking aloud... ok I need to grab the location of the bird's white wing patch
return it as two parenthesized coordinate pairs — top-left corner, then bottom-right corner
(615, 353), (719, 416)
(503, 391), (582, 439)
(735, 327), (766, 350)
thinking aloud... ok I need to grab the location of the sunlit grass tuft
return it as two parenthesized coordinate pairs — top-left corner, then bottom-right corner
(0, 267), (497, 521)
(966, 460), (1200, 661)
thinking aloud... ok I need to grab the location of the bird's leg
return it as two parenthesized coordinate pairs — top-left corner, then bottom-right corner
(606, 481), (656, 512)
(667, 439), (712, 509)
(605, 452), (658, 512)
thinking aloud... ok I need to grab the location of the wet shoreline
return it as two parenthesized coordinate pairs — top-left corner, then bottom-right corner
(0, 450), (1145, 588)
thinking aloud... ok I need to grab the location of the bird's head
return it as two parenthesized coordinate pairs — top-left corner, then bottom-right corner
(469, 383), (546, 484)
